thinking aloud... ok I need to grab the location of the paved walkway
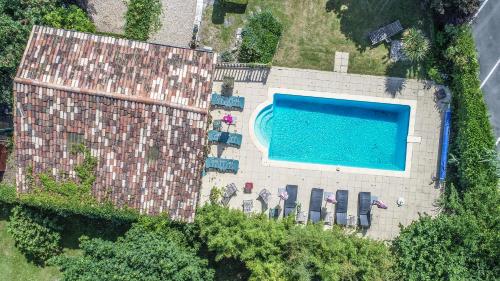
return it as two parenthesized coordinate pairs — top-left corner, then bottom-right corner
(201, 67), (445, 240)
(150, 0), (198, 47)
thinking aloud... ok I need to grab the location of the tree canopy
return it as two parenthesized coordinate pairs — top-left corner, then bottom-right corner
(51, 217), (214, 281)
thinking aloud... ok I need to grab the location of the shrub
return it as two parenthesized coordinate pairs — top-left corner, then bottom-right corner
(43, 5), (96, 33)
(51, 218), (214, 281)
(238, 11), (283, 64)
(7, 205), (62, 264)
(124, 0), (162, 41)
(402, 28), (430, 62)
(195, 205), (395, 280)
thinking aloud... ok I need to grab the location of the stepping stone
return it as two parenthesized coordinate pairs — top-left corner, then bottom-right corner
(334, 52), (349, 73)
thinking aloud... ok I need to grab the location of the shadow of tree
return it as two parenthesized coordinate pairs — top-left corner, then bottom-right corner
(212, 0), (248, 25)
(325, 0), (425, 52)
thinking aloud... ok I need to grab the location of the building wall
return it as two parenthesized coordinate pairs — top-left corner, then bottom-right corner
(14, 83), (207, 221)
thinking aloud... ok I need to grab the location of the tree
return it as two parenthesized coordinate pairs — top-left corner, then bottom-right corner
(238, 11), (283, 64)
(195, 205), (395, 281)
(402, 28), (430, 62)
(7, 206), (62, 265)
(51, 218), (214, 281)
(124, 0), (162, 41)
(430, 0), (480, 25)
(43, 5), (96, 33)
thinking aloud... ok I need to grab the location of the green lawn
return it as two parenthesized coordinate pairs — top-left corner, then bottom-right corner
(200, 0), (433, 78)
(0, 219), (61, 281)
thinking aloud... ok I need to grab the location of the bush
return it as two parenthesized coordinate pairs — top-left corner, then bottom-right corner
(238, 11), (283, 64)
(195, 205), (395, 281)
(125, 0), (162, 41)
(402, 28), (430, 62)
(51, 217), (214, 281)
(430, 0), (480, 25)
(7, 206), (62, 264)
(43, 5), (96, 33)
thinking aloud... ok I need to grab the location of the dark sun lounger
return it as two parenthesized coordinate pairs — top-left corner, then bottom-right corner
(358, 192), (372, 228)
(283, 185), (298, 217)
(335, 190), (349, 226)
(309, 188), (324, 223)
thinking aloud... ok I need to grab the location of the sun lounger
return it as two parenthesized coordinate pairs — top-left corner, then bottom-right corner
(258, 189), (271, 205)
(211, 93), (245, 110)
(335, 190), (348, 226)
(221, 183), (238, 206)
(205, 157), (239, 173)
(243, 200), (253, 214)
(368, 20), (404, 45)
(358, 192), (372, 228)
(283, 185), (298, 217)
(309, 188), (324, 223)
(208, 130), (242, 147)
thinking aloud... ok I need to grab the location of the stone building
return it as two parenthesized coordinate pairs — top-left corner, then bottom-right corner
(14, 26), (215, 221)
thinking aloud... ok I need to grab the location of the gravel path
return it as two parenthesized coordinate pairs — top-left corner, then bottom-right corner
(85, 0), (127, 34)
(150, 0), (198, 47)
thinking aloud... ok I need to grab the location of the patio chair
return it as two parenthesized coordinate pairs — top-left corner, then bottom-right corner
(269, 207), (280, 219)
(243, 200), (253, 214)
(324, 211), (334, 226)
(211, 93), (245, 111)
(212, 120), (222, 131)
(368, 20), (404, 45)
(358, 192), (372, 228)
(221, 183), (238, 206)
(309, 188), (324, 223)
(207, 130), (242, 147)
(296, 211), (308, 224)
(335, 190), (349, 226)
(258, 188), (271, 205)
(205, 157), (239, 173)
(283, 185), (298, 217)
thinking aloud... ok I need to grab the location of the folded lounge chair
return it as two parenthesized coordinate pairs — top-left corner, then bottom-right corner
(358, 192), (372, 228)
(205, 157), (239, 173)
(243, 200), (253, 214)
(335, 190), (348, 226)
(208, 130), (242, 147)
(283, 185), (298, 217)
(368, 20), (404, 45)
(221, 183), (238, 206)
(309, 188), (324, 223)
(211, 93), (245, 110)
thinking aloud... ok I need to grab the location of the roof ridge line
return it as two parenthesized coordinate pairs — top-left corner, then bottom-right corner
(14, 77), (209, 115)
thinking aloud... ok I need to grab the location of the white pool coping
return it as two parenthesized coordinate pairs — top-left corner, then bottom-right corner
(248, 88), (418, 178)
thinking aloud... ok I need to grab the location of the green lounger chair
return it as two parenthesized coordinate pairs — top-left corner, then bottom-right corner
(208, 130), (242, 147)
(211, 93), (245, 110)
(205, 157), (239, 173)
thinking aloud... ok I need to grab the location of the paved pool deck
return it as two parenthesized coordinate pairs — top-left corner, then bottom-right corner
(201, 67), (447, 240)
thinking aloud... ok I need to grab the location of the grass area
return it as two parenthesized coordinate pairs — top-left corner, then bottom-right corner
(0, 219), (61, 281)
(200, 0), (433, 78)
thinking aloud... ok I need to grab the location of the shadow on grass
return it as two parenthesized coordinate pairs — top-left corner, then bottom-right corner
(325, 0), (425, 52)
(212, 0), (248, 24)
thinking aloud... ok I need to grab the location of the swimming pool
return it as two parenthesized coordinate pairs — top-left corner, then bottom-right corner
(252, 91), (412, 171)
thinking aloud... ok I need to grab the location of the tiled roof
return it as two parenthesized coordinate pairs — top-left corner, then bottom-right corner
(16, 26), (215, 112)
(13, 26), (215, 221)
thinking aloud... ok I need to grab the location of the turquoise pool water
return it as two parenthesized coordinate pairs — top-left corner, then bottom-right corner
(254, 94), (410, 171)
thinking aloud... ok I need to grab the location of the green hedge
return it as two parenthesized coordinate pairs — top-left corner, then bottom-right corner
(393, 25), (500, 281)
(43, 4), (96, 33)
(7, 205), (62, 265)
(125, 0), (162, 41)
(238, 11), (283, 64)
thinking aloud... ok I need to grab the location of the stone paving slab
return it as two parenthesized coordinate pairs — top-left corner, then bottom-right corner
(334, 51), (349, 73)
(201, 67), (445, 240)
